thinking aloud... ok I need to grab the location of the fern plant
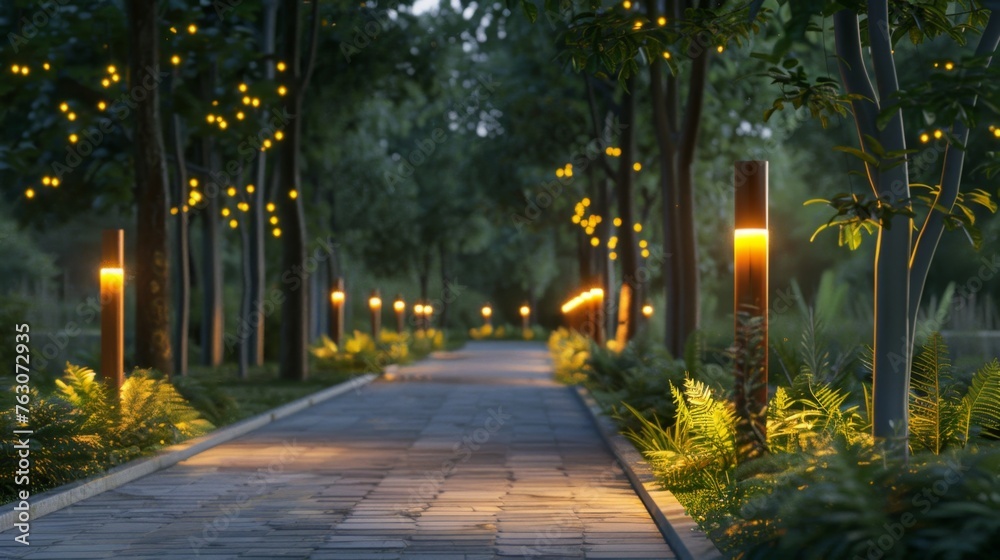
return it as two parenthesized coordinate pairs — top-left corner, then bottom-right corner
(908, 333), (1000, 453)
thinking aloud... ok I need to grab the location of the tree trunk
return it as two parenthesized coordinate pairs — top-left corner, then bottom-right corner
(169, 107), (190, 377)
(278, 0), (309, 381)
(247, 1), (279, 366)
(129, 0), (172, 375)
(199, 135), (224, 367)
(439, 242), (451, 330)
(616, 75), (640, 342)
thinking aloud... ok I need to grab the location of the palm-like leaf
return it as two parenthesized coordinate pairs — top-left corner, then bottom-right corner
(909, 333), (960, 454)
(959, 358), (1000, 442)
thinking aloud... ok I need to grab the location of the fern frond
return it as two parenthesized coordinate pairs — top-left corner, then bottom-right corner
(910, 333), (959, 454)
(959, 359), (1000, 443)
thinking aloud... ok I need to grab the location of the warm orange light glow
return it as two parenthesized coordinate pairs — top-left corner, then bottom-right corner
(424, 304), (434, 315)
(394, 300), (405, 312)
(519, 305), (530, 317)
(642, 304), (654, 317)
(331, 290), (345, 304)
(414, 303), (425, 314)
(369, 296), (382, 310)
(481, 305), (492, 318)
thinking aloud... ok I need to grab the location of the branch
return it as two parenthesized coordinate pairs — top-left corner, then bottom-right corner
(833, 8), (880, 196)
(585, 75), (618, 179)
(678, 38), (708, 167)
(300, 0), (321, 93)
(909, 10), (1000, 314)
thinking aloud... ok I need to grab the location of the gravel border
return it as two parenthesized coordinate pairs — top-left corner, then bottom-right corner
(573, 385), (724, 560)
(1, 371), (380, 532)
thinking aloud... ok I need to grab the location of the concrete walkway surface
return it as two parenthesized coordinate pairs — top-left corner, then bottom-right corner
(1, 341), (675, 559)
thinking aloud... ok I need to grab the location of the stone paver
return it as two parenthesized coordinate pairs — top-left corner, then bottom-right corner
(1, 341), (674, 559)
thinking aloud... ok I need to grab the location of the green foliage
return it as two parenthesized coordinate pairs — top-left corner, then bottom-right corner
(547, 327), (592, 385)
(310, 329), (445, 373)
(909, 333), (1000, 453)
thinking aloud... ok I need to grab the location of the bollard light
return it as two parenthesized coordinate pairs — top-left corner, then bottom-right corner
(734, 160), (769, 462)
(393, 294), (406, 332)
(330, 278), (345, 348)
(100, 229), (125, 393)
(414, 303), (426, 332)
(519, 304), (531, 333)
(642, 303), (654, 318)
(590, 287), (605, 344)
(481, 303), (493, 327)
(369, 289), (382, 338)
(424, 303), (434, 330)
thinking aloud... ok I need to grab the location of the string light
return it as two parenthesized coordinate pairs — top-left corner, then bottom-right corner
(69, 134), (78, 143)
(42, 177), (51, 186)
(107, 65), (116, 74)
(188, 24), (197, 34)
(50, 177), (60, 187)
(266, 202), (276, 212)
(270, 216), (279, 225)
(251, 97), (260, 107)
(272, 228), (282, 237)
(170, 207), (179, 215)
(207, 114), (216, 123)
(229, 219), (238, 229)
(221, 208), (231, 217)
(933, 129), (943, 139)
(11, 64), (20, 73)
(613, 217), (622, 227)
(657, 16), (666, 26)
(25, 188), (35, 199)
(20, 66), (29, 76)
(98, 101), (107, 111)
(242, 96), (251, 105)
(276, 61), (287, 72)
(102, 78), (111, 87)
(227, 187), (237, 196)
(246, 184), (255, 193)
(263, 139), (272, 148)
(289, 190), (298, 199)
(633, 162), (642, 171)
(236, 111), (245, 120)
(277, 85), (287, 96)
(190, 178), (199, 188)
(275, 131), (284, 141)
(633, 223), (642, 232)
(171, 55), (181, 65)
(43, 62), (50, 70)
(239, 83), (248, 92)
(59, 102), (69, 112)
(663, 51), (671, 59)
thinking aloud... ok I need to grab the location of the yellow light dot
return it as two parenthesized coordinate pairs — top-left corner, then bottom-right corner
(609, 251), (618, 260)
(590, 237), (600, 247)
(657, 16), (666, 26)
(633, 223), (642, 232)
(239, 83), (248, 92)
(266, 202), (276, 212)
(107, 65), (116, 74)
(919, 132), (930, 143)
(218, 120), (228, 130)
(11, 64), (19, 73)
(229, 219), (238, 229)
(221, 208), (230, 217)
(69, 134), (78, 143)
(609, 236), (618, 249)
(623, 0), (632, 8)
(263, 139), (272, 148)
(236, 111), (245, 120)
(227, 187), (237, 196)
(933, 129), (943, 139)
(270, 216), (279, 225)
(25, 188), (35, 199)
(613, 147), (622, 157)
(111, 73), (120, 82)
(43, 62), (50, 71)
(170, 26), (177, 34)
(190, 178), (199, 187)
(613, 217), (622, 227)
(247, 184), (255, 193)
(59, 102), (68, 112)
(170, 207), (179, 215)
(274, 131), (284, 141)
(277, 85), (287, 96)
(20, 66), (29, 76)
(183, 205), (189, 212)
(42, 176), (51, 186)
(633, 162), (642, 171)
(272, 228), (282, 237)
(251, 97), (260, 107)
(188, 24), (197, 34)
(663, 51), (671, 59)
(585, 226), (595, 235)
(289, 190), (298, 199)
(572, 215), (581, 224)
(171, 55), (181, 66)
(242, 96), (251, 105)
(994, 129), (1000, 139)
(50, 177), (59, 187)
(98, 101), (107, 111)
(945, 61), (955, 71)
(582, 197), (591, 207)
(102, 78), (111, 87)
(239, 202), (249, 212)
(641, 249), (650, 258)
(556, 168), (565, 178)
(639, 240), (648, 248)
(605, 146), (613, 156)
(207, 114), (216, 123)
(717, 45), (724, 53)
(191, 191), (203, 202)
(276, 61), (287, 72)
(67, 112), (76, 120)
(565, 168), (573, 178)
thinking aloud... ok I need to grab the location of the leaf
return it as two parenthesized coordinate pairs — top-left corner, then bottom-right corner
(521, 0), (538, 23)
(833, 145), (879, 166)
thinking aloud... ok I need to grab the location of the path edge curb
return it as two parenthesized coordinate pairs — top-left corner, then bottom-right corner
(1, 372), (378, 532)
(573, 385), (724, 560)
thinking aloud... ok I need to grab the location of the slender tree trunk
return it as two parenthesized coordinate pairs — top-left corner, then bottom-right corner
(200, 135), (224, 367)
(247, 1), (279, 366)
(278, 0), (309, 381)
(439, 242), (451, 330)
(237, 165), (251, 380)
(169, 108), (190, 377)
(130, 0), (172, 375)
(616, 75), (640, 341)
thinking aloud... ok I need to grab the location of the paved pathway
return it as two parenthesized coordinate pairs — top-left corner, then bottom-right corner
(1, 341), (675, 559)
